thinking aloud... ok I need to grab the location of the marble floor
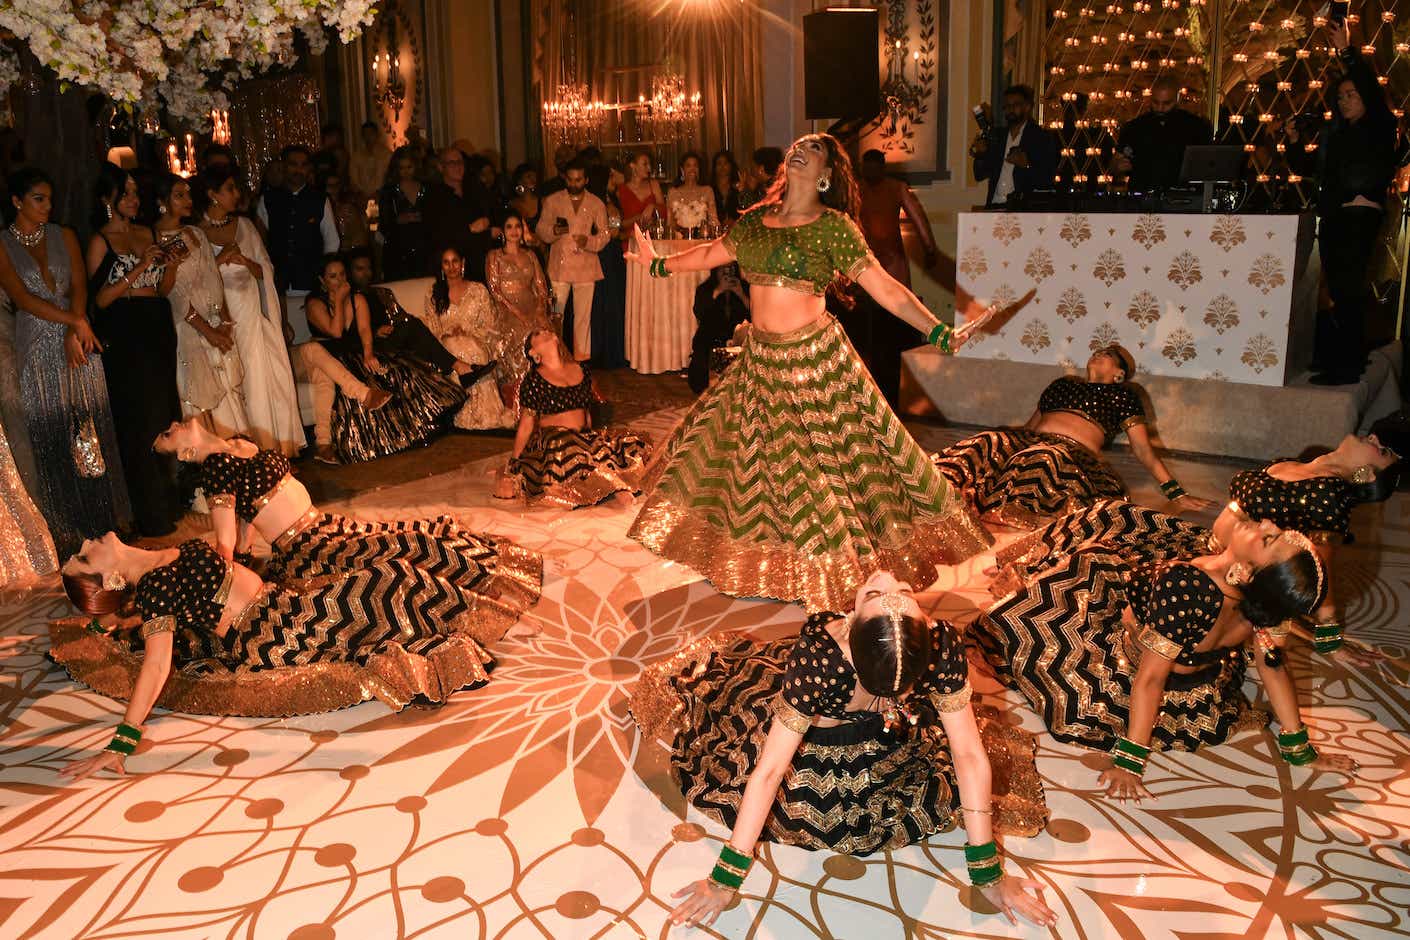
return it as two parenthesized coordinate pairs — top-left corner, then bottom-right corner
(1, 407), (1407, 940)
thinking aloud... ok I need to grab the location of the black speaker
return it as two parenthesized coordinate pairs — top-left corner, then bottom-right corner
(803, 9), (880, 121)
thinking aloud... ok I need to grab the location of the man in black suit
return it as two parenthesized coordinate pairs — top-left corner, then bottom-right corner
(971, 85), (1059, 207)
(1113, 78), (1212, 191)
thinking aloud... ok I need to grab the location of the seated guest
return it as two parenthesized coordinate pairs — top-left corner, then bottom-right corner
(970, 85), (1059, 207)
(417, 245), (516, 431)
(688, 263), (750, 394)
(973, 521), (1357, 804)
(499, 330), (648, 508)
(344, 246), (487, 385)
(1113, 78), (1212, 192)
(931, 345), (1212, 526)
(629, 569), (1056, 929)
(302, 254), (463, 464)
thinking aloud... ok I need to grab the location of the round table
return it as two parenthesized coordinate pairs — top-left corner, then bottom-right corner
(625, 239), (711, 374)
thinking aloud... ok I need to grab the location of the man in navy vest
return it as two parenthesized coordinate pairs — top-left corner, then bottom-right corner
(256, 144), (341, 343)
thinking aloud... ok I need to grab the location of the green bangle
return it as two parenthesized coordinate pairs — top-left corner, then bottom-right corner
(964, 840), (998, 863)
(1277, 726), (1309, 748)
(719, 844), (753, 870)
(85, 617), (106, 635)
(709, 864), (745, 890)
(105, 723), (142, 755)
(1111, 735), (1150, 775)
(1160, 479), (1186, 499)
(927, 322), (952, 346)
(1313, 622), (1344, 654)
(970, 863), (1005, 887)
(1281, 742), (1318, 765)
(964, 842), (1004, 886)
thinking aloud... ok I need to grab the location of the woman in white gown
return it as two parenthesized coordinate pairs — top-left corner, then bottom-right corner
(418, 245), (515, 431)
(150, 174), (250, 439)
(196, 165), (305, 455)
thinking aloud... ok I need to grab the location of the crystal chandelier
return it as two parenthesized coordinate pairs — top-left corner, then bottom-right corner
(542, 81), (607, 143)
(640, 70), (702, 143)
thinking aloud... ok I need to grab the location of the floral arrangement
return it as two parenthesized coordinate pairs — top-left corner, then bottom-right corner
(673, 197), (708, 230)
(0, 1), (377, 124)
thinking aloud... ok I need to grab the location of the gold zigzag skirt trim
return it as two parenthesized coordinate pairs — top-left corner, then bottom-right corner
(629, 315), (990, 612)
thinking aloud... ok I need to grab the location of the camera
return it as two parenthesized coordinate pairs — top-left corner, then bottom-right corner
(972, 105), (993, 137)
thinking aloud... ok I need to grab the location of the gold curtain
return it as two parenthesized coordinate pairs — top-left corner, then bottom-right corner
(531, 0), (763, 168)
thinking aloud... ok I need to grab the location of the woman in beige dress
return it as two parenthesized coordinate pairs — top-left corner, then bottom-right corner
(418, 245), (515, 430)
(485, 211), (554, 408)
(150, 173), (250, 439)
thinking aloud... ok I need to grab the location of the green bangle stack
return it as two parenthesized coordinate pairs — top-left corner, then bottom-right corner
(708, 844), (753, 892)
(964, 840), (1004, 887)
(1111, 736), (1150, 775)
(1278, 726), (1318, 765)
(105, 723), (142, 756)
(927, 321), (954, 353)
(85, 617), (106, 635)
(1312, 620), (1344, 654)
(1159, 479), (1187, 500)
(649, 256), (671, 278)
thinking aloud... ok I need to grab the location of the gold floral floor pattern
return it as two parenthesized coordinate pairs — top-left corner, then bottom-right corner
(1, 412), (1408, 940)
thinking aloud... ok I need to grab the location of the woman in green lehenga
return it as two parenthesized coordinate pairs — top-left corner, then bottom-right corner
(624, 134), (1001, 612)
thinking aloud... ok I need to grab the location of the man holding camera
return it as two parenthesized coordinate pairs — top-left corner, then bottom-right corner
(971, 85), (1059, 208)
(1113, 78), (1212, 191)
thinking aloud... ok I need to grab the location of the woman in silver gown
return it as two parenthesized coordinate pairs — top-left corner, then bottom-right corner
(0, 168), (130, 557)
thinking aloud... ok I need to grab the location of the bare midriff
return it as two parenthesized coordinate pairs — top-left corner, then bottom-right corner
(212, 563), (270, 638)
(747, 285), (828, 335)
(1031, 410), (1106, 455)
(538, 408), (590, 431)
(249, 476), (317, 545)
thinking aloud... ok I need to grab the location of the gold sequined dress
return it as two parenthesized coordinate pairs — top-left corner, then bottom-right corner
(629, 613), (1048, 854)
(0, 417), (57, 589)
(628, 208), (989, 613)
(417, 282), (516, 430)
(49, 540), (497, 716)
(485, 247), (553, 406)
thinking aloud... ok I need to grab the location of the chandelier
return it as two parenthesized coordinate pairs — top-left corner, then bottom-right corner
(542, 81), (607, 143)
(639, 70), (702, 143)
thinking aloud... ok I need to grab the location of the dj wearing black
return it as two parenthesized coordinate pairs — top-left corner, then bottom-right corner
(1113, 78), (1212, 191)
(1286, 23), (1397, 385)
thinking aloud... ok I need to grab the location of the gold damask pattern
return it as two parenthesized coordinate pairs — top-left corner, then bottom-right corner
(5, 422), (1409, 939)
(956, 212), (1301, 385)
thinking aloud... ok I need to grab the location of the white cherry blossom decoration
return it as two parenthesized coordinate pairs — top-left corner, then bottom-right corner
(0, 1), (377, 124)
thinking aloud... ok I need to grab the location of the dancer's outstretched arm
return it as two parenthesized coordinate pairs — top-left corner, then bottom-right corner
(59, 630), (174, 782)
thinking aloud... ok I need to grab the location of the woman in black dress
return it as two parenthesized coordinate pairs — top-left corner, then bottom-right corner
(84, 164), (183, 537)
(377, 147), (429, 281)
(304, 254), (464, 463)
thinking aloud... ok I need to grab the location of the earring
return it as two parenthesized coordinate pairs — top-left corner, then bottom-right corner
(178, 447), (197, 463)
(158, 204), (168, 215)
(1351, 465), (1374, 485)
(104, 202), (113, 222)
(103, 571), (128, 592)
(459, 264), (466, 278)
(1226, 563), (1251, 587)
(816, 176), (831, 194)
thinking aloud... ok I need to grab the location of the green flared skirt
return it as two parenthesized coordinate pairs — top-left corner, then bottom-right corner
(628, 316), (990, 612)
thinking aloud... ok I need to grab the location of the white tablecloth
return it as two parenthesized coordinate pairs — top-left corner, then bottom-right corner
(625, 240), (711, 374)
(955, 212), (1310, 386)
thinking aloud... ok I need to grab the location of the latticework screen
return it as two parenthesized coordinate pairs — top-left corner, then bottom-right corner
(1040, 0), (1408, 203)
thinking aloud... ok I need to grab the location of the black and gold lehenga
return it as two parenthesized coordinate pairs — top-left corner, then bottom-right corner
(630, 613), (1048, 854)
(974, 550), (1260, 752)
(199, 448), (542, 636)
(930, 376), (1143, 527)
(49, 540), (497, 716)
(509, 365), (650, 508)
(629, 209), (989, 613)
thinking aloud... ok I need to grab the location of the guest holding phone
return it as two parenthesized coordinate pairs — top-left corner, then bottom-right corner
(86, 164), (184, 538)
(536, 160), (609, 360)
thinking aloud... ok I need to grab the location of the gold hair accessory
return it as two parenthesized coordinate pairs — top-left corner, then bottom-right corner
(1283, 530), (1326, 605)
(878, 591), (909, 693)
(1351, 465), (1374, 485)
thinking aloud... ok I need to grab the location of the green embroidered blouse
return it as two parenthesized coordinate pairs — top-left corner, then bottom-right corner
(723, 207), (877, 295)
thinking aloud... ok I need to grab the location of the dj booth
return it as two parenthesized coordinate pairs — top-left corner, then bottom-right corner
(953, 205), (1318, 388)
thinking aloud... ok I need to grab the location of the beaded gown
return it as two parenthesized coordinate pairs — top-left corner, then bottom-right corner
(196, 446), (541, 630)
(416, 282), (516, 430)
(0, 225), (131, 558)
(630, 613), (1047, 854)
(628, 207), (989, 613)
(160, 225), (250, 439)
(0, 416), (57, 588)
(509, 365), (649, 508)
(974, 551), (1259, 753)
(49, 540), (499, 716)
(930, 376), (1141, 527)
(484, 247), (553, 405)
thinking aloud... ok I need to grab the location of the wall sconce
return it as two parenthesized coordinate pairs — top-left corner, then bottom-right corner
(371, 16), (409, 123)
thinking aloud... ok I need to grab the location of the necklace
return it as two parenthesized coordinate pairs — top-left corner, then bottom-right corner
(202, 212), (233, 228)
(7, 223), (44, 248)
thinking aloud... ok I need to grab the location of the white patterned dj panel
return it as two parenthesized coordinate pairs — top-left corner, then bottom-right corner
(956, 212), (1302, 387)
